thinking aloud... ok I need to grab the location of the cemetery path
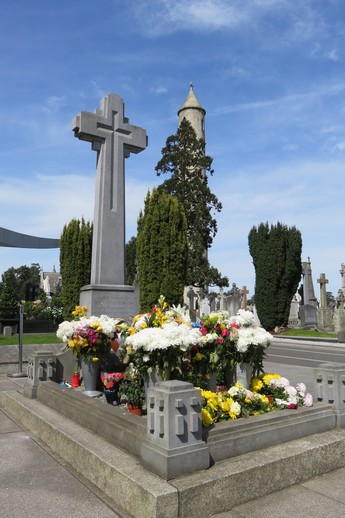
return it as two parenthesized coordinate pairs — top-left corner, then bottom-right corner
(0, 374), (126, 518)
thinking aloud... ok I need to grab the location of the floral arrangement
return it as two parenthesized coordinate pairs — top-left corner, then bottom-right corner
(194, 309), (272, 379)
(251, 373), (313, 408)
(101, 372), (125, 390)
(200, 373), (313, 427)
(123, 296), (200, 380)
(200, 382), (271, 427)
(56, 306), (121, 360)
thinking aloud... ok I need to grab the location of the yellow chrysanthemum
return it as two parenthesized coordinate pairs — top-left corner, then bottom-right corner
(128, 327), (136, 335)
(201, 408), (214, 427)
(262, 373), (280, 385)
(251, 378), (263, 392)
(195, 353), (204, 361)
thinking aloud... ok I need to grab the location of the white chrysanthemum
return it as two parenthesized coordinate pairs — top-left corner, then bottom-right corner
(230, 401), (241, 416)
(285, 385), (297, 397)
(296, 382), (306, 395)
(125, 321), (200, 352)
(228, 386), (239, 397)
(230, 309), (255, 327)
(303, 393), (313, 407)
(198, 332), (218, 345)
(56, 321), (75, 342)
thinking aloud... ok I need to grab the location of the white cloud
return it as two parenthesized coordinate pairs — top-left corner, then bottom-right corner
(150, 86), (168, 95)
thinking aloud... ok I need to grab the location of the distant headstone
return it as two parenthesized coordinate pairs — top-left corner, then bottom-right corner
(288, 293), (300, 327)
(224, 283), (241, 316)
(201, 297), (210, 316)
(240, 286), (249, 310)
(3, 326), (12, 337)
(300, 258), (317, 328)
(73, 93), (147, 318)
(316, 273), (334, 331)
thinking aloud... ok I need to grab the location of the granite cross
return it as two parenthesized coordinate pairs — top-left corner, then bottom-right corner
(317, 273), (328, 309)
(73, 94), (147, 285)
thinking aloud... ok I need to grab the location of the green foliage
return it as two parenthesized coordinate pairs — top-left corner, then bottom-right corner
(118, 374), (145, 405)
(0, 263), (41, 313)
(125, 236), (137, 285)
(60, 218), (92, 319)
(136, 188), (188, 311)
(155, 118), (228, 289)
(248, 222), (302, 331)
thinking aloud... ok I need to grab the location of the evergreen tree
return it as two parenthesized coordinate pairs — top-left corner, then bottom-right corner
(125, 236), (137, 285)
(60, 218), (92, 319)
(137, 188), (188, 311)
(0, 264), (41, 306)
(155, 118), (228, 289)
(248, 222), (302, 330)
(0, 268), (18, 317)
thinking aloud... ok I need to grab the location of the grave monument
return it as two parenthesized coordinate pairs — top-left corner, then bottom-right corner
(317, 273), (334, 331)
(73, 93), (147, 318)
(299, 258), (317, 328)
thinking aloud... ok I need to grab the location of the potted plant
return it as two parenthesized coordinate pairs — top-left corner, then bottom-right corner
(119, 370), (145, 415)
(101, 372), (125, 405)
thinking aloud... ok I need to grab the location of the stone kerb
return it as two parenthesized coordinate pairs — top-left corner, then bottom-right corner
(141, 380), (210, 479)
(315, 362), (345, 427)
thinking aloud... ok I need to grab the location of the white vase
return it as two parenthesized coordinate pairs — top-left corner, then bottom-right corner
(235, 363), (252, 389)
(80, 358), (102, 397)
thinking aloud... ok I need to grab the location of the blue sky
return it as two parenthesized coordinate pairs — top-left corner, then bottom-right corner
(1, 0), (344, 299)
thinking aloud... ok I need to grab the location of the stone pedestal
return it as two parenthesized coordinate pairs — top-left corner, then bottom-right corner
(299, 304), (317, 328)
(80, 283), (139, 320)
(315, 362), (345, 427)
(24, 351), (57, 398)
(316, 308), (334, 331)
(141, 380), (210, 479)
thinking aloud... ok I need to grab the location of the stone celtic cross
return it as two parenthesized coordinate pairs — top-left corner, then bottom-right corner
(73, 94), (147, 286)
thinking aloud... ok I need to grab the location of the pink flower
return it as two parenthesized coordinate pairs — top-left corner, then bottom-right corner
(217, 337), (223, 344)
(287, 403), (298, 409)
(201, 326), (208, 335)
(221, 329), (230, 337)
(303, 393), (313, 407)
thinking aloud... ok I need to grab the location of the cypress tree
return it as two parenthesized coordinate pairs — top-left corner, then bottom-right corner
(137, 188), (188, 311)
(248, 222), (302, 330)
(60, 218), (92, 319)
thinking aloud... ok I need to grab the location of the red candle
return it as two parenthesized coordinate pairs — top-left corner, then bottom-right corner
(72, 373), (80, 388)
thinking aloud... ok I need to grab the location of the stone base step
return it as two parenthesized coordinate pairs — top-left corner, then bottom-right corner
(3, 389), (345, 518)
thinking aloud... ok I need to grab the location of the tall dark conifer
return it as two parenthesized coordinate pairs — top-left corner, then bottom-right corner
(60, 218), (92, 318)
(136, 188), (188, 311)
(248, 222), (302, 330)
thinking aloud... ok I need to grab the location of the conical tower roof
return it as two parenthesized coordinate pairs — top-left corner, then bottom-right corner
(178, 82), (206, 116)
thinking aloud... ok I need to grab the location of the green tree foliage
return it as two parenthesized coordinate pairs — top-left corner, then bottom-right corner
(60, 218), (92, 319)
(136, 188), (188, 311)
(0, 264), (41, 305)
(248, 222), (302, 331)
(125, 236), (137, 285)
(155, 118), (228, 289)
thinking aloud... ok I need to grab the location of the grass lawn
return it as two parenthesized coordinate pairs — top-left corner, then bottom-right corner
(0, 333), (63, 346)
(280, 328), (337, 339)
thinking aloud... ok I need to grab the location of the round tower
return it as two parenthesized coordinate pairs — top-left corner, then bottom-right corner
(178, 82), (206, 140)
